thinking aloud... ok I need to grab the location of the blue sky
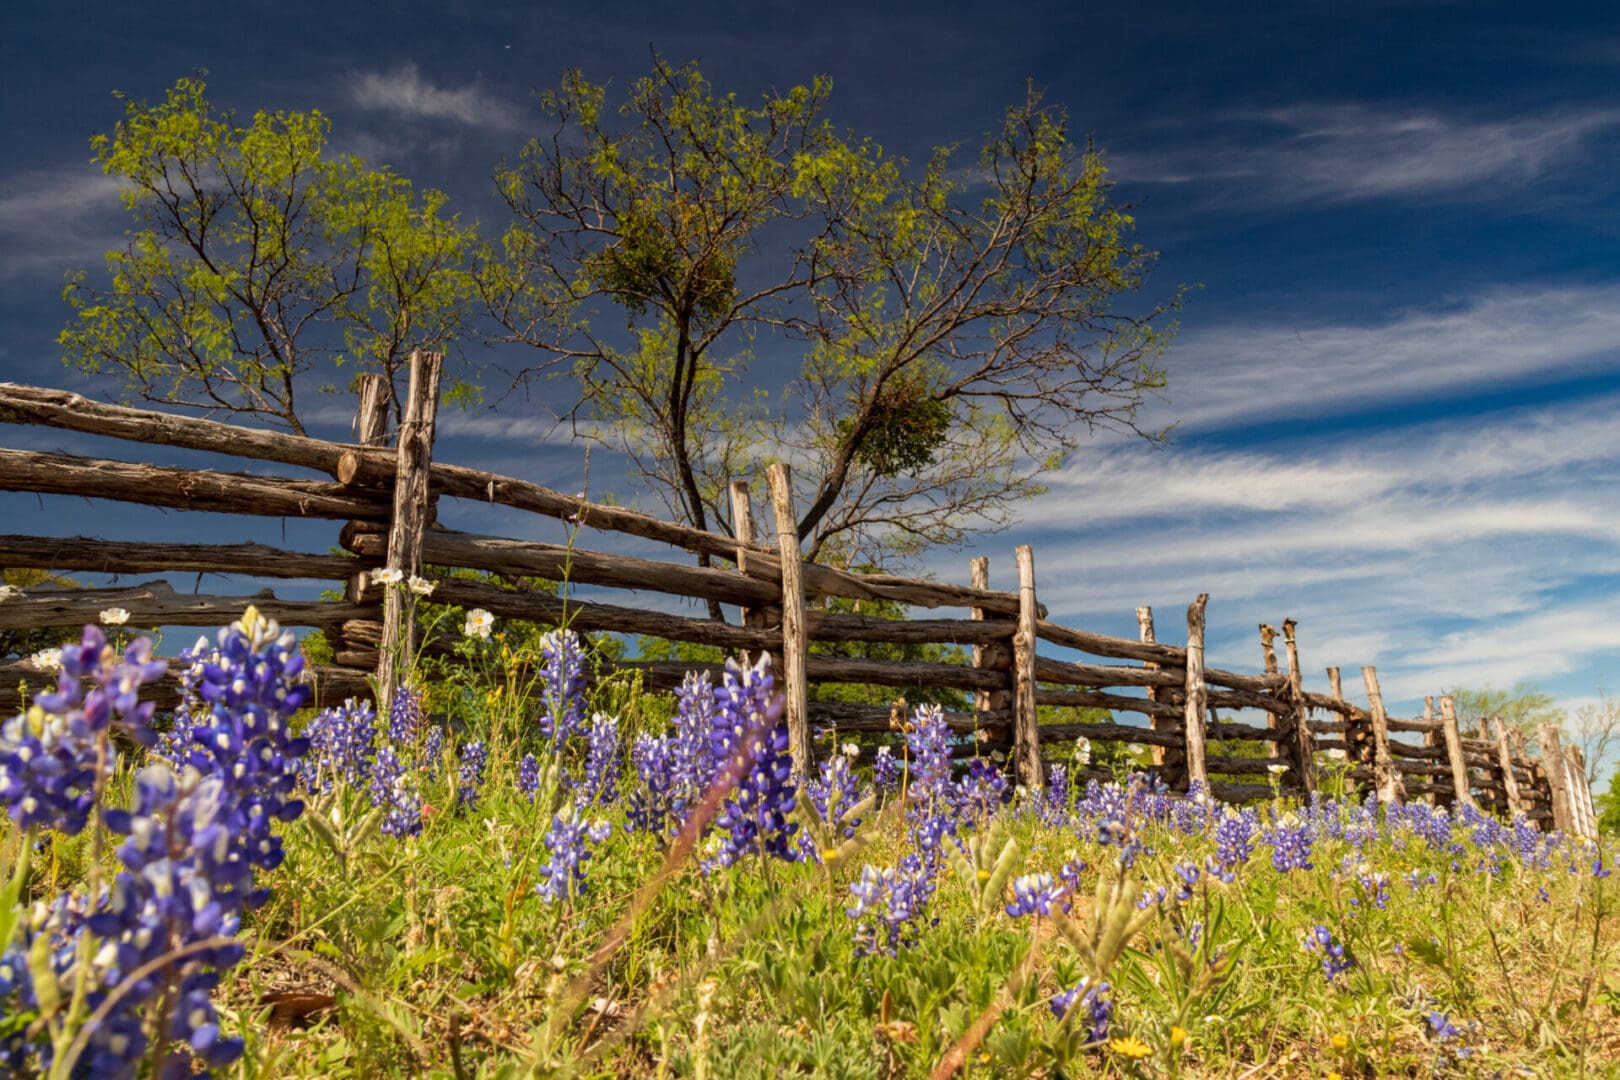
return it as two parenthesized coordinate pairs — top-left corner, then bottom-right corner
(4, 1), (1620, 785)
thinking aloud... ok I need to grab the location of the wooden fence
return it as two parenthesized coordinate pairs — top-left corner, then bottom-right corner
(0, 353), (1602, 838)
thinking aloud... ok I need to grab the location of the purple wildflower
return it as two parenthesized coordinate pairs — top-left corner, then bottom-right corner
(1050, 977), (1114, 1044)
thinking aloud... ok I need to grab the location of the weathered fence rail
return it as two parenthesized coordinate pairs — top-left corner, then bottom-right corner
(0, 362), (1600, 837)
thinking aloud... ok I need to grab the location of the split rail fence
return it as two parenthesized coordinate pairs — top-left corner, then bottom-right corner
(0, 353), (1601, 838)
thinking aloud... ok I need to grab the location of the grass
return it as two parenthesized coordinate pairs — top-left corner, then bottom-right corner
(5, 624), (1619, 1079)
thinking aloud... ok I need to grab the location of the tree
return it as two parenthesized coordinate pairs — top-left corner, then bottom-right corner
(1570, 691), (1620, 787)
(1598, 767), (1620, 837)
(61, 77), (480, 435)
(484, 58), (1175, 575)
(1443, 682), (1565, 746)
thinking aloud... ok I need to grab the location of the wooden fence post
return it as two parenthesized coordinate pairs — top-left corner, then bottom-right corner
(1012, 545), (1044, 792)
(1566, 745), (1596, 838)
(971, 557), (1013, 745)
(1140, 606), (1180, 784)
(1436, 696), (1476, 811)
(729, 480), (763, 633)
(1491, 717), (1526, 818)
(1258, 624), (1282, 759)
(1361, 666), (1406, 803)
(765, 464), (811, 778)
(377, 351), (441, 708)
(338, 374), (390, 663)
(1538, 723), (1574, 834)
(1422, 696), (1445, 806)
(1281, 619), (1317, 796)
(1183, 594), (1211, 798)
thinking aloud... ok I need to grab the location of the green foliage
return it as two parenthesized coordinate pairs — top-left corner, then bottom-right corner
(1599, 767), (1620, 836)
(1445, 681), (1566, 743)
(60, 77), (480, 434)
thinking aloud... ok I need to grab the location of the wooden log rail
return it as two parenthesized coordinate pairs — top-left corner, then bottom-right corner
(0, 535), (373, 581)
(0, 383), (1035, 616)
(0, 581), (376, 631)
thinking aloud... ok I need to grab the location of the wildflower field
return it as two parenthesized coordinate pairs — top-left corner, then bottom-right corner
(2, 608), (1617, 1078)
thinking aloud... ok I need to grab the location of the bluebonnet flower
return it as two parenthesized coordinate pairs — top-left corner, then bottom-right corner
(3, 609), (310, 1078)
(1005, 873), (1067, 918)
(708, 655), (799, 869)
(627, 734), (684, 835)
(872, 744), (901, 794)
(1172, 861), (1201, 902)
(457, 740), (488, 807)
(538, 629), (589, 745)
(803, 752), (867, 840)
(369, 745), (422, 838)
(1594, 855), (1611, 879)
(536, 808), (596, 904)
(906, 704), (955, 807)
(1266, 817), (1314, 873)
(388, 685), (425, 747)
(517, 752), (542, 800)
(421, 726), (445, 779)
(1350, 867), (1391, 911)
(954, 757), (1008, 822)
(1303, 924), (1352, 981)
(573, 713), (621, 809)
(847, 854), (937, 955)
(672, 670), (720, 790)
(1058, 856), (1086, 894)
(1, 626), (165, 835)
(301, 697), (377, 791)
(1076, 780), (1131, 847)
(1050, 977), (1114, 1044)
(1214, 807), (1258, 872)
(1041, 763), (1071, 824)
(1425, 1012), (1476, 1063)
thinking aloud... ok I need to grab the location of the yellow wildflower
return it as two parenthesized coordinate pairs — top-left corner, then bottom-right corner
(1330, 1033), (1349, 1051)
(1109, 1035), (1153, 1059)
(1171, 1025), (1188, 1046)
(977, 868), (991, 882)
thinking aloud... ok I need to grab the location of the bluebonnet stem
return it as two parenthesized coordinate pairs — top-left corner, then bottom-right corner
(517, 752), (542, 801)
(536, 807), (596, 904)
(538, 629), (588, 745)
(457, 740), (488, 808)
(1005, 873), (1067, 918)
(1050, 977), (1114, 1044)
(388, 685), (425, 747)
(370, 745), (422, 838)
(847, 854), (936, 955)
(573, 713), (621, 809)
(301, 698), (377, 791)
(1304, 924), (1352, 981)
(1, 626), (165, 835)
(708, 655), (798, 869)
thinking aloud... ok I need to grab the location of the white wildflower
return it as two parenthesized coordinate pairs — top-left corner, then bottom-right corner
(1323, 748), (1348, 762)
(372, 567), (405, 587)
(876, 745), (892, 758)
(1073, 736), (1092, 767)
(28, 648), (62, 671)
(99, 607), (130, 626)
(841, 742), (860, 759)
(407, 575), (436, 597)
(1267, 763), (1288, 776)
(463, 608), (494, 640)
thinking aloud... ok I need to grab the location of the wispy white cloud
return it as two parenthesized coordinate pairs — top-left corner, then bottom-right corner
(1110, 102), (1620, 204)
(347, 64), (525, 131)
(932, 390), (1620, 720)
(0, 169), (127, 281)
(1152, 284), (1620, 432)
